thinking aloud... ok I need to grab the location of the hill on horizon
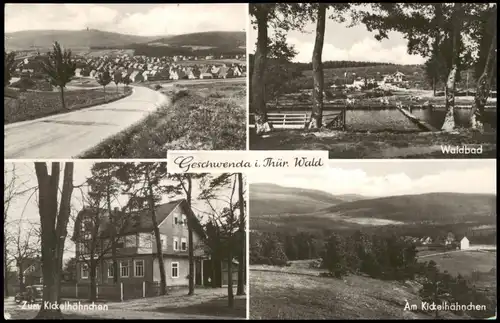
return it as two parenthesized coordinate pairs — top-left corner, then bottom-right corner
(250, 183), (365, 216)
(250, 184), (496, 233)
(5, 29), (245, 53)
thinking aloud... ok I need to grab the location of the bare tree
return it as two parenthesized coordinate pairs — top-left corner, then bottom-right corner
(199, 173), (243, 308)
(8, 221), (40, 293)
(4, 164), (33, 297)
(34, 162), (74, 319)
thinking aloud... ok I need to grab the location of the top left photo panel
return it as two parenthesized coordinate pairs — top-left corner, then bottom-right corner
(4, 3), (248, 159)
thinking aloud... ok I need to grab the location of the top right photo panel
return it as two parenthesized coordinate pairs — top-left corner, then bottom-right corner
(248, 3), (497, 159)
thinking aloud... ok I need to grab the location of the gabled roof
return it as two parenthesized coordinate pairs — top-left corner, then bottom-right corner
(73, 199), (206, 241)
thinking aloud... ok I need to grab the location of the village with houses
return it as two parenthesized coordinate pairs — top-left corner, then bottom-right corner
(12, 51), (246, 88)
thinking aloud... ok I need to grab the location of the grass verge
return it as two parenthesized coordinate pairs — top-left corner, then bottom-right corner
(80, 82), (246, 158)
(4, 87), (132, 124)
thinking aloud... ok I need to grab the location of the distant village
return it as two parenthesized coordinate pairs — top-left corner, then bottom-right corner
(405, 233), (471, 251)
(12, 52), (247, 85)
(330, 71), (409, 90)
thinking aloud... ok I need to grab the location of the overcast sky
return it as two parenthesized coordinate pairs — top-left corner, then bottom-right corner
(249, 160), (496, 197)
(5, 4), (247, 36)
(4, 162), (241, 260)
(248, 6), (425, 65)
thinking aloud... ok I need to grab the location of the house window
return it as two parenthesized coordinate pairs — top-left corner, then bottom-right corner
(171, 262), (179, 278)
(134, 260), (144, 277)
(108, 262), (115, 278)
(173, 237), (179, 251)
(181, 238), (187, 251)
(174, 214), (179, 225)
(81, 264), (89, 279)
(120, 261), (129, 277)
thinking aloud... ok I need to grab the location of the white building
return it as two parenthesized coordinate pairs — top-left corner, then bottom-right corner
(460, 237), (470, 250)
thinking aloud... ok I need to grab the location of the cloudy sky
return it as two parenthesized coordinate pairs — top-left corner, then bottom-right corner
(248, 6), (425, 65)
(4, 162), (242, 259)
(249, 160), (496, 197)
(5, 4), (247, 36)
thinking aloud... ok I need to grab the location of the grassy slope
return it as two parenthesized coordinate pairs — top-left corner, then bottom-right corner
(250, 129), (497, 159)
(80, 82), (246, 158)
(250, 183), (355, 216)
(321, 193), (496, 223)
(4, 88), (132, 124)
(250, 261), (465, 319)
(419, 250), (496, 277)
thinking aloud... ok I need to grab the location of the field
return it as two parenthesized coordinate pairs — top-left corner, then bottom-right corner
(249, 261), (466, 320)
(80, 81), (246, 158)
(4, 87), (132, 124)
(418, 250), (496, 277)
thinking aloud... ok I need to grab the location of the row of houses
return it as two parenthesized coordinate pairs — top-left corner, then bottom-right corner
(13, 53), (246, 83)
(76, 63), (245, 83)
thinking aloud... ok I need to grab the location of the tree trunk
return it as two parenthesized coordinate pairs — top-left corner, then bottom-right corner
(34, 162), (74, 319)
(252, 5), (272, 135)
(146, 171), (167, 296)
(433, 78), (437, 96)
(227, 247), (234, 308)
(103, 86), (106, 100)
(59, 86), (66, 110)
(211, 256), (217, 288)
(308, 4), (327, 129)
(4, 240), (8, 297)
(236, 173), (245, 296)
(470, 21), (497, 131)
(441, 3), (462, 131)
(185, 176), (195, 296)
(105, 182), (119, 285)
(89, 260), (97, 302)
(18, 263), (24, 292)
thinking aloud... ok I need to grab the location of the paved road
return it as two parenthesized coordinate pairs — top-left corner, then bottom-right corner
(4, 86), (168, 159)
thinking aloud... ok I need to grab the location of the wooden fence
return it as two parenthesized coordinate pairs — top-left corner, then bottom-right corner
(59, 281), (161, 302)
(249, 113), (308, 129)
(249, 110), (346, 130)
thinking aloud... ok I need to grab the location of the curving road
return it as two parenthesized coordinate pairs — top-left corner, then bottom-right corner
(4, 86), (168, 159)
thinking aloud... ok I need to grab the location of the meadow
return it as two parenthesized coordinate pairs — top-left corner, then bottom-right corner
(80, 81), (246, 158)
(4, 87), (132, 124)
(418, 250), (496, 277)
(249, 261), (465, 320)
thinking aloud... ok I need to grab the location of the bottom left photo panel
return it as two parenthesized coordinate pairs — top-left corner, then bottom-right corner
(3, 161), (247, 320)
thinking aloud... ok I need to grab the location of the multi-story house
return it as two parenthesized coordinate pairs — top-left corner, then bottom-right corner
(72, 199), (211, 288)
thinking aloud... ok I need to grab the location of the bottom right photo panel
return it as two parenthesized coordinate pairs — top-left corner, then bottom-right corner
(249, 159), (496, 320)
